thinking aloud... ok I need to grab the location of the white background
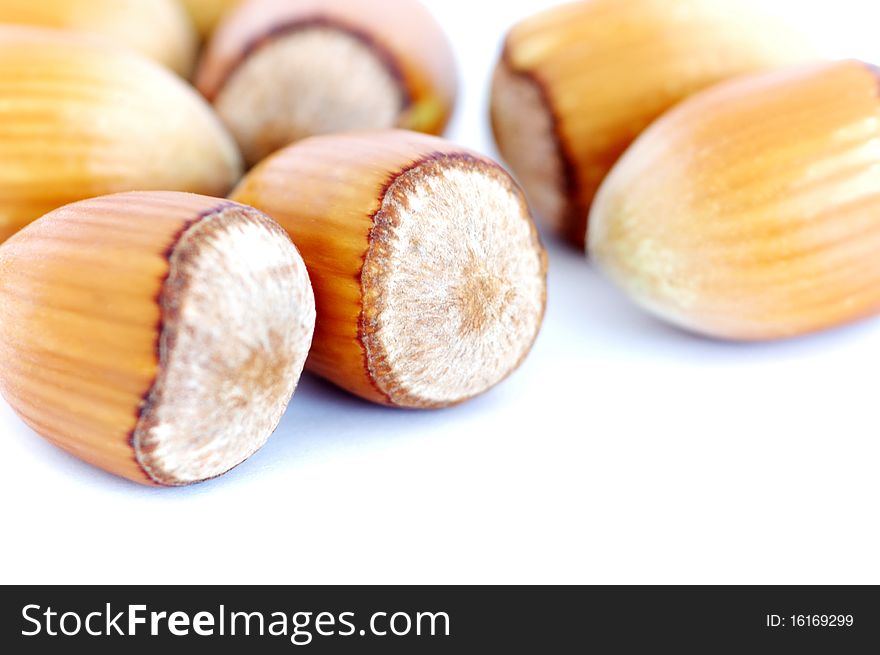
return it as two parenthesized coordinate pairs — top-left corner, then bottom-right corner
(2, 0), (880, 584)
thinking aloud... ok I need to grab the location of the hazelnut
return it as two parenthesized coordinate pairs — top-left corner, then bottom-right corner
(0, 192), (315, 486)
(0, 26), (242, 244)
(196, 0), (457, 166)
(0, 0), (197, 77)
(589, 60), (880, 341)
(490, 0), (812, 248)
(231, 130), (547, 408)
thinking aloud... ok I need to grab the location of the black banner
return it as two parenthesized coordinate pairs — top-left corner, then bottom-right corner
(1, 586), (877, 652)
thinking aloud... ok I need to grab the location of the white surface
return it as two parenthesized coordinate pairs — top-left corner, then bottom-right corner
(2, 0), (880, 585)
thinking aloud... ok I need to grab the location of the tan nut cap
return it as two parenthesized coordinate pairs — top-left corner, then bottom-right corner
(232, 130), (548, 409)
(0, 26), (242, 244)
(0, 192), (315, 485)
(491, 0), (813, 248)
(196, 0), (457, 167)
(589, 60), (880, 341)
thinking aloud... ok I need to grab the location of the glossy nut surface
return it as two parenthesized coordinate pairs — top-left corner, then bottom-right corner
(590, 61), (880, 341)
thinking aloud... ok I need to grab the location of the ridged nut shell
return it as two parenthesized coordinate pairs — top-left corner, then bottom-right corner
(0, 191), (315, 485)
(490, 0), (813, 248)
(196, 0), (458, 166)
(0, 27), (242, 244)
(0, 0), (197, 77)
(231, 130), (547, 409)
(589, 60), (880, 341)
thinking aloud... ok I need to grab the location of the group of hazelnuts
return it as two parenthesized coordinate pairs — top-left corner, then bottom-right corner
(0, 0), (875, 486)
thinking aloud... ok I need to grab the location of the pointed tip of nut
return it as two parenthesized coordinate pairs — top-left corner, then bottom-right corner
(589, 60), (880, 341)
(362, 153), (547, 408)
(0, 28), (244, 244)
(133, 205), (315, 485)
